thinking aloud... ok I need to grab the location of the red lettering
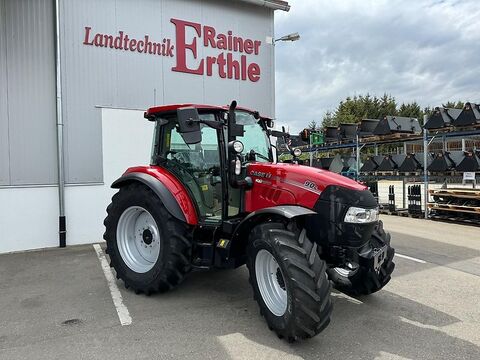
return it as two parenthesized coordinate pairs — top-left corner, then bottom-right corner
(171, 18), (204, 75)
(123, 35), (130, 50)
(217, 53), (226, 78)
(227, 31), (233, 51)
(104, 35), (114, 48)
(114, 31), (124, 49)
(166, 39), (174, 57)
(94, 33), (104, 47)
(203, 26), (216, 48)
(217, 34), (227, 50)
(254, 40), (261, 55)
(248, 63), (260, 82)
(137, 40), (144, 52)
(206, 56), (216, 76)
(241, 55), (247, 81)
(153, 42), (161, 55)
(129, 39), (137, 51)
(144, 35), (152, 53)
(227, 53), (240, 80)
(83, 27), (93, 45)
(244, 39), (254, 54)
(233, 37), (243, 52)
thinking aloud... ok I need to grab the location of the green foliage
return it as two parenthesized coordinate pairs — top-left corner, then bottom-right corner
(442, 101), (464, 109)
(322, 93), (397, 126)
(321, 94), (465, 128)
(398, 101), (421, 118)
(322, 111), (336, 127)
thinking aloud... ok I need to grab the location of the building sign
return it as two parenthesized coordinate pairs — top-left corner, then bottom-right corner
(82, 18), (262, 82)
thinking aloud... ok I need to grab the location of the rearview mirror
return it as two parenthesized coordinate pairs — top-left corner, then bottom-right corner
(227, 100), (244, 140)
(177, 107), (201, 144)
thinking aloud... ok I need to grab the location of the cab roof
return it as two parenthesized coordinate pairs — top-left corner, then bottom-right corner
(145, 104), (272, 120)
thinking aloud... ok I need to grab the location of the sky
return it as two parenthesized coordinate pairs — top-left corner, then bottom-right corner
(274, 0), (480, 133)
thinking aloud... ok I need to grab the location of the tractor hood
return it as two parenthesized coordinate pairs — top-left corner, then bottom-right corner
(245, 162), (367, 211)
(248, 162), (365, 191)
(244, 162), (377, 248)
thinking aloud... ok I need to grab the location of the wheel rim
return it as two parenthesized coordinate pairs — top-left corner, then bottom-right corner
(255, 249), (288, 316)
(116, 206), (161, 273)
(333, 262), (359, 278)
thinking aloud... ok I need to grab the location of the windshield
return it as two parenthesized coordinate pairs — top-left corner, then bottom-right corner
(235, 111), (271, 162)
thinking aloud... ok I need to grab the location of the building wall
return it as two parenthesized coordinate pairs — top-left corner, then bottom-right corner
(0, 0), (276, 253)
(65, 108), (154, 246)
(0, 0), (57, 186)
(59, 0), (275, 184)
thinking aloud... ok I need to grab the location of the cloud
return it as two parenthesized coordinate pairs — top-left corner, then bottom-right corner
(274, 0), (480, 132)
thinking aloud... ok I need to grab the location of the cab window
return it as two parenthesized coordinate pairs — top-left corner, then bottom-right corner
(161, 115), (222, 221)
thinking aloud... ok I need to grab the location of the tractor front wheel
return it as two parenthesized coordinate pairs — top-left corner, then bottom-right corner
(103, 183), (192, 294)
(247, 222), (332, 342)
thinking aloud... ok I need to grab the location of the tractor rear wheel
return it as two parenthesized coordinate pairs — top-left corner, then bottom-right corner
(327, 220), (395, 296)
(103, 183), (192, 294)
(247, 222), (332, 342)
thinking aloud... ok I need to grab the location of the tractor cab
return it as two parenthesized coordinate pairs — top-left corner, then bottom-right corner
(145, 102), (275, 224)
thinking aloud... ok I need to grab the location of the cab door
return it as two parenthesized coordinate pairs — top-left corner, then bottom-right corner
(161, 115), (223, 222)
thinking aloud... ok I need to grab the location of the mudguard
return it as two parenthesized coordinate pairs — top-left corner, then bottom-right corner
(111, 171), (197, 225)
(231, 205), (316, 243)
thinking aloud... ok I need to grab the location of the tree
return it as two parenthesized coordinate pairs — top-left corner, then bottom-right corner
(322, 93), (397, 127)
(320, 95), (468, 129)
(308, 120), (318, 130)
(398, 102), (422, 119)
(442, 101), (464, 109)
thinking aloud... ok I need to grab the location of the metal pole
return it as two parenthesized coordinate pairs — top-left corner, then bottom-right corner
(356, 134), (360, 179)
(55, 0), (66, 247)
(309, 134), (313, 166)
(423, 116), (428, 219)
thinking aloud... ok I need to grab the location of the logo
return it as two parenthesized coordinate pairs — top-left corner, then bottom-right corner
(304, 180), (318, 190)
(82, 18), (262, 83)
(250, 171), (272, 179)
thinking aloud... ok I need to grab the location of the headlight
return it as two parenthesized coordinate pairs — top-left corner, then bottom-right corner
(344, 207), (379, 224)
(293, 148), (302, 157)
(229, 140), (244, 154)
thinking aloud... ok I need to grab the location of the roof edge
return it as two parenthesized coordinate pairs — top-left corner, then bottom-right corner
(238, 0), (290, 11)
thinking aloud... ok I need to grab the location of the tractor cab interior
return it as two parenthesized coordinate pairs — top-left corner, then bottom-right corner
(161, 118), (224, 221)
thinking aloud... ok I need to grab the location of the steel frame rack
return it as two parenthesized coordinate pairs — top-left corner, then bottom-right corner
(301, 123), (480, 220)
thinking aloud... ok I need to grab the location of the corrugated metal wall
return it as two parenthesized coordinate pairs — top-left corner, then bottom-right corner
(0, 0), (57, 186)
(0, 0), (9, 185)
(0, 0), (275, 186)
(60, 0), (275, 184)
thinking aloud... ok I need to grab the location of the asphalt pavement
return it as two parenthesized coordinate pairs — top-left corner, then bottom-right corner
(0, 215), (479, 360)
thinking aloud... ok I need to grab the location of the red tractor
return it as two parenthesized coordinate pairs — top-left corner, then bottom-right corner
(104, 101), (395, 341)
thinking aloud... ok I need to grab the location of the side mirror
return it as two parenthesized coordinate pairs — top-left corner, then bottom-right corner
(177, 107), (201, 144)
(227, 101), (244, 140)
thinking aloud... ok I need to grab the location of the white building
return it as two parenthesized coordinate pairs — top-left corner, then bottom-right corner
(0, 0), (290, 253)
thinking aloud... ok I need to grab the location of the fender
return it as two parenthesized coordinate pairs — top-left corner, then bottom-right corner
(111, 167), (198, 225)
(231, 205), (316, 243)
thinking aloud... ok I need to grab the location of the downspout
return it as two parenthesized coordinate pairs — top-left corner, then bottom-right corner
(54, 0), (66, 247)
